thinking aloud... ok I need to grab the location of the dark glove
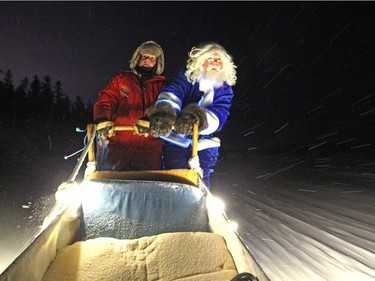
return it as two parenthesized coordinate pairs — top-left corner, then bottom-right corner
(133, 117), (150, 137)
(175, 103), (207, 135)
(96, 120), (115, 140)
(145, 102), (176, 137)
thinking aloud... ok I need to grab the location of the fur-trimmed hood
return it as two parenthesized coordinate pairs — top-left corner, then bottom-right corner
(130, 41), (164, 75)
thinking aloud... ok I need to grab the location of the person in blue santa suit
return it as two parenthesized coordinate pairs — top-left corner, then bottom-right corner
(145, 42), (237, 188)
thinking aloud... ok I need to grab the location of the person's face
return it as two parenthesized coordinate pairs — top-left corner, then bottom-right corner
(203, 52), (223, 73)
(138, 54), (157, 68)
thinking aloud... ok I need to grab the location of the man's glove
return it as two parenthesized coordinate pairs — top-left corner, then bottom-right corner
(175, 104), (208, 135)
(133, 118), (150, 137)
(145, 102), (176, 137)
(96, 120), (115, 140)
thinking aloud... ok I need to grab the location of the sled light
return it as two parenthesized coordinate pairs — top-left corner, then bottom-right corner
(228, 220), (238, 231)
(207, 195), (226, 214)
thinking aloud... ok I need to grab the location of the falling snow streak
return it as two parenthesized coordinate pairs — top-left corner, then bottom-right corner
(350, 144), (372, 150)
(315, 132), (338, 140)
(261, 160), (305, 179)
(256, 43), (277, 66)
(344, 53), (365, 70)
(341, 190), (363, 194)
(293, 3), (319, 33)
(243, 131), (254, 137)
(291, 37), (307, 53)
(309, 51), (327, 66)
(262, 64), (292, 89)
(256, 173), (271, 179)
(297, 189), (317, 193)
(307, 105), (324, 115)
(247, 190), (256, 195)
(335, 139), (356, 145)
(329, 21), (352, 45)
(360, 162), (375, 167)
(360, 108), (375, 116)
(252, 122), (265, 131)
(326, 88), (342, 98)
(308, 141), (327, 151)
(351, 101), (372, 114)
(247, 147), (257, 152)
(288, 2), (308, 25)
(350, 94), (374, 116)
(264, 6), (281, 31)
(239, 103), (251, 112)
(235, 55), (249, 69)
(238, 83), (253, 99)
(316, 158), (333, 163)
(274, 123), (289, 134)
(350, 94), (374, 108)
(346, 61), (369, 77)
(246, 24), (261, 44)
(284, 63), (306, 80)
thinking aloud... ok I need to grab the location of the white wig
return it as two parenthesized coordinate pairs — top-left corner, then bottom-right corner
(184, 42), (237, 86)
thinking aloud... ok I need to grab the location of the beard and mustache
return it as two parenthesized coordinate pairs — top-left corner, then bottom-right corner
(201, 67), (226, 88)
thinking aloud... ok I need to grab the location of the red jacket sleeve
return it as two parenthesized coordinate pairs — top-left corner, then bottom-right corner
(93, 75), (122, 122)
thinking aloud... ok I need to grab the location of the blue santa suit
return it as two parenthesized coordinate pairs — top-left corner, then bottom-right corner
(156, 68), (234, 187)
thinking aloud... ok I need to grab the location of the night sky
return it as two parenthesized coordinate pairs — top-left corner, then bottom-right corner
(1, 1), (375, 153)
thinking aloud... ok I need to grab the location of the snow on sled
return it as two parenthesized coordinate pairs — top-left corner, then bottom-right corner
(0, 123), (269, 281)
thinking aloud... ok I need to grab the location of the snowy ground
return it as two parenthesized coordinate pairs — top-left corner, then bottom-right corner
(0, 155), (77, 274)
(212, 152), (375, 281)
(0, 121), (84, 274)
(1, 136), (375, 280)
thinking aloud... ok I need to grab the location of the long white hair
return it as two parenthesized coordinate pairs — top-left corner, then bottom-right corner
(184, 42), (237, 86)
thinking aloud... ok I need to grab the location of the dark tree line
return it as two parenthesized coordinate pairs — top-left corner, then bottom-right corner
(0, 69), (93, 126)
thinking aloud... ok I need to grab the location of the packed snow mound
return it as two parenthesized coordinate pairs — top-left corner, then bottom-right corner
(43, 232), (238, 281)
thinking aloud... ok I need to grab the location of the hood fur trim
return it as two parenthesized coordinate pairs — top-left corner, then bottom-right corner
(130, 41), (164, 75)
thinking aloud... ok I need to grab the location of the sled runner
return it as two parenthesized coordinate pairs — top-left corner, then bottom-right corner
(0, 123), (269, 281)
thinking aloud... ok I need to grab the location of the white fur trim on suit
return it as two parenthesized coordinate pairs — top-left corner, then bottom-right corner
(199, 109), (219, 135)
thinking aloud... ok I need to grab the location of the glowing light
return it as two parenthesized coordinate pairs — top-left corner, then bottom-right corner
(79, 181), (105, 211)
(42, 181), (83, 229)
(207, 195), (226, 214)
(228, 220), (238, 231)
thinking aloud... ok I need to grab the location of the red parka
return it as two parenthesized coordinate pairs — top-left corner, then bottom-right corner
(93, 70), (166, 170)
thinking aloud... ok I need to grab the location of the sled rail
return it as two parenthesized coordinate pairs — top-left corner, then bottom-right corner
(87, 169), (200, 187)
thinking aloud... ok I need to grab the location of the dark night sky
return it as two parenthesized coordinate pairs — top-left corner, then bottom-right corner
(1, 1), (375, 152)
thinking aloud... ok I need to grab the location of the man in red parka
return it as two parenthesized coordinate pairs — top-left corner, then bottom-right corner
(93, 41), (166, 171)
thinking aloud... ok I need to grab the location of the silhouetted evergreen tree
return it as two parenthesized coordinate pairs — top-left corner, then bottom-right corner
(0, 70), (92, 125)
(86, 100), (94, 123)
(72, 95), (86, 121)
(40, 75), (54, 119)
(53, 80), (71, 122)
(13, 77), (30, 120)
(0, 70), (14, 112)
(62, 96), (72, 121)
(27, 75), (42, 118)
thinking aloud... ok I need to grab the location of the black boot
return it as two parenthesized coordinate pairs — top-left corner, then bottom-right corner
(231, 272), (259, 281)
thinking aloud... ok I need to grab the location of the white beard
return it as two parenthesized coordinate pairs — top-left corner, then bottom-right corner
(202, 69), (226, 88)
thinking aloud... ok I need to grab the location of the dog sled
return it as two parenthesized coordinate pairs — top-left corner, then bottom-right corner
(0, 123), (269, 281)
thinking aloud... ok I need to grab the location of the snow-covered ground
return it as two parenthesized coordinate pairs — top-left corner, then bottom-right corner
(212, 153), (375, 281)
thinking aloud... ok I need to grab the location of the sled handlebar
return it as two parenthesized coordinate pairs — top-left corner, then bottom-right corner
(114, 123), (199, 157)
(192, 122), (198, 157)
(87, 121), (199, 162)
(114, 125), (134, 131)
